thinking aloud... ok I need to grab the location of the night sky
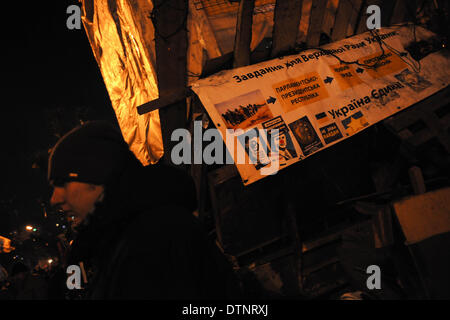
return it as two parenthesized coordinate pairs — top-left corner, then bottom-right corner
(2, 1), (117, 235)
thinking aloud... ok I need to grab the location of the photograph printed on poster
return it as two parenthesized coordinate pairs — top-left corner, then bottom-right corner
(319, 122), (344, 144)
(237, 128), (271, 170)
(262, 116), (298, 166)
(288, 116), (324, 156)
(394, 68), (432, 93)
(214, 90), (274, 130)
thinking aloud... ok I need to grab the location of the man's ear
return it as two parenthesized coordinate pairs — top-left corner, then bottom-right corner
(97, 189), (105, 202)
(96, 185), (105, 202)
(88, 184), (105, 202)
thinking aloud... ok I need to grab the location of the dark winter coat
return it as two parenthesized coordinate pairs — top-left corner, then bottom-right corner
(66, 159), (237, 299)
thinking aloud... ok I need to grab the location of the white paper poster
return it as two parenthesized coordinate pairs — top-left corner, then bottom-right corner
(192, 26), (450, 185)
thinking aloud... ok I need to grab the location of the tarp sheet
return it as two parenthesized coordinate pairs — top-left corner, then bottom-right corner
(81, 0), (163, 165)
(192, 25), (450, 185)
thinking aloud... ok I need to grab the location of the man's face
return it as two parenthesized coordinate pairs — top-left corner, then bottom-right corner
(403, 73), (419, 86)
(249, 138), (259, 152)
(50, 181), (104, 227)
(274, 133), (287, 149)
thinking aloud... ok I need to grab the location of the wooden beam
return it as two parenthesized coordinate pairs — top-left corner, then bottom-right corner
(233, 0), (255, 68)
(137, 89), (188, 115)
(306, 0), (329, 47)
(331, 0), (363, 41)
(152, 0), (188, 166)
(383, 86), (450, 153)
(270, 0), (303, 58)
(355, 0), (397, 35)
(390, 0), (417, 25)
(356, 0), (378, 34)
(381, 0), (398, 26)
(322, 0), (339, 39)
(189, 1), (222, 59)
(408, 166), (426, 195)
(393, 187), (450, 244)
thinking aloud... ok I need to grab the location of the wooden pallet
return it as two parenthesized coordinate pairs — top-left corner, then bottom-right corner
(383, 86), (450, 154)
(207, 164), (286, 256)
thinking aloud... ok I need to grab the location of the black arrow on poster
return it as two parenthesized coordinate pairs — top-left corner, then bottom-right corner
(324, 76), (334, 84)
(267, 96), (276, 104)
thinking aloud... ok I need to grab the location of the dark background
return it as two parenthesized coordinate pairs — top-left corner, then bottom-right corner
(2, 1), (116, 237)
(1, 0), (448, 272)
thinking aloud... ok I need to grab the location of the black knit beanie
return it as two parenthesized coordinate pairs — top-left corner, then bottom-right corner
(48, 121), (132, 186)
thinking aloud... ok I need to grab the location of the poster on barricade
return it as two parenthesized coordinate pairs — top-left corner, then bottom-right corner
(191, 26), (450, 186)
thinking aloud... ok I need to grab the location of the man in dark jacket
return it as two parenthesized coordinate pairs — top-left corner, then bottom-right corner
(8, 262), (48, 300)
(48, 120), (238, 299)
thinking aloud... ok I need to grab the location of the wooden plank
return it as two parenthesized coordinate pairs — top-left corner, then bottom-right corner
(380, 0), (398, 27)
(421, 109), (450, 153)
(406, 128), (433, 147)
(152, 0), (188, 166)
(351, 0), (367, 35)
(271, 0), (303, 58)
(393, 187), (450, 244)
(322, 0), (340, 39)
(137, 88), (188, 115)
(233, 0), (255, 68)
(189, 1), (222, 59)
(343, 0), (362, 38)
(390, 0), (417, 25)
(208, 169), (287, 256)
(207, 164), (240, 249)
(303, 257), (339, 276)
(306, 0), (329, 47)
(189, 99), (206, 221)
(384, 87), (450, 131)
(385, 109), (422, 132)
(372, 206), (394, 248)
(331, 0), (359, 41)
(208, 173), (224, 246)
(356, 0), (374, 35)
(408, 166), (426, 195)
(355, 0), (377, 34)
(384, 87), (450, 153)
(355, 0), (398, 34)
(301, 219), (372, 252)
(332, 0), (362, 41)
